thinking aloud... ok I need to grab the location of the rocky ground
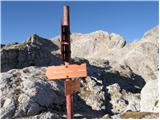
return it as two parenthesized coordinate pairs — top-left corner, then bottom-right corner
(0, 26), (159, 119)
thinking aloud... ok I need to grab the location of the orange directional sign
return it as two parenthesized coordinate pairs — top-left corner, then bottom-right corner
(46, 63), (87, 80)
(65, 80), (80, 95)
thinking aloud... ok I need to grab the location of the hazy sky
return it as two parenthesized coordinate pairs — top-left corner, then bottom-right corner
(1, 1), (159, 44)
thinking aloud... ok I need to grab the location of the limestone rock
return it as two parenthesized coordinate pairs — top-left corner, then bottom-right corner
(0, 66), (65, 118)
(53, 26), (158, 84)
(70, 31), (126, 58)
(98, 26), (159, 83)
(0, 26), (158, 119)
(106, 83), (140, 114)
(78, 76), (106, 111)
(101, 114), (111, 119)
(1, 34), (62, 72)
(72, 58), (143, 116)
(51, 31), (126, 59)
(0, 98), (16, 118)
(140, 79), (159, 112)
(22, 111), (62, 119)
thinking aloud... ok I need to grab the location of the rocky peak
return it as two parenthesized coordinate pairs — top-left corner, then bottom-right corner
(87, 30), (110, 40)
(70, 30), (125, 42)
(1, 34), (61, 72)
(143, 26), (158, 38)
(69, 30), (126, 58)
(24, 34), (53, 47)
(141, 26), (159, 45)
(26, 34), (40, 43)
(51, 30), (126, 58)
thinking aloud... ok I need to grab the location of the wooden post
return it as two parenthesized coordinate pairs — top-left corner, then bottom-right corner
(46, 5), (87, 119)
(64, 5), (70, 26)
(63, 5), (73, 119)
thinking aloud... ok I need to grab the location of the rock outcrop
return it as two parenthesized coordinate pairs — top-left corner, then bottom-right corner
(117, 26), (159, 82)
(140, 79), (159, 112)
(106, 83), (140, 113)
(1, 34), (62, 72)
(70, 31), (126, 59)
(0, 67), (65, 118)
(51, 31), (126, 59)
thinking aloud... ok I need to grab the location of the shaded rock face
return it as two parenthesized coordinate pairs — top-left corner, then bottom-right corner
(71, 58), (145, 118)
(1, 34), (62, 72)
(0, 26), (159, 119)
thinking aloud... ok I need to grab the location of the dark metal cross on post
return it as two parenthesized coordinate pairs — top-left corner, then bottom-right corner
(46, 5), (88, 119)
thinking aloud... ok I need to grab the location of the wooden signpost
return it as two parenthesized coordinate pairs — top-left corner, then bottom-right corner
(46, 5), (87, 119)
(65, 80), (80, 95)
(46, 64), (87, 80)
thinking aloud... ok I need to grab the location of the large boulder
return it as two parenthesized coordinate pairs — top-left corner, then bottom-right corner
(0, 66), (65, 118)
(106, 83), (140, 114)
(78, 76), (106, 111)
(140, 79), (159, 112)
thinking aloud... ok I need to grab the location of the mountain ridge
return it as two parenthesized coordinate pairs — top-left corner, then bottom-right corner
(0, 26), (159, 119)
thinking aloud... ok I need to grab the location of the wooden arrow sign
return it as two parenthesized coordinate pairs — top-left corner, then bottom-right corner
(65, 80), (80, 95)
(46, 63), (87, 80)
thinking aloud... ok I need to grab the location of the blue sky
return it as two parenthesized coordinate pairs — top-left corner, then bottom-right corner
(1, 1), (159, 44)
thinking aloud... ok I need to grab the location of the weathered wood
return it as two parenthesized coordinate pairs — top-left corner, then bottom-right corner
(64, 5), (70, 26)
(46, 63), (87, 80)
(65, 80), (80, 95)
(46, 5), (87, 119)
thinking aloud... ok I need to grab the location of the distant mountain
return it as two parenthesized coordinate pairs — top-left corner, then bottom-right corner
(51, 30), (126, 58)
